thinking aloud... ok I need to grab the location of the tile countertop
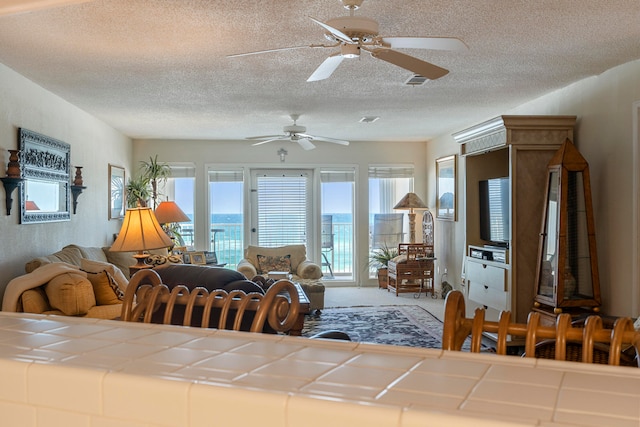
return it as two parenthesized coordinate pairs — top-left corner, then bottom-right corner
(0, 312), (639, 427)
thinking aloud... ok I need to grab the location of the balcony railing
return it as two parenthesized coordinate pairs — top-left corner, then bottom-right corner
(179, 222), (354, 275)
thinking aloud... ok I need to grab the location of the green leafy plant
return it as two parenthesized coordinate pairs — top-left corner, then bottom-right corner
(125, 176), (150, 208)
(368, 244), (399, 269)
(139, 155), (171, 209)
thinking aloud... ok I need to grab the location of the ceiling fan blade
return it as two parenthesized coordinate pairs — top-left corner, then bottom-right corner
(381, 37), (468, 51)
(228, 45), (329, 58)
(297, 138), (316, 151)
(370, 48), (449, 80)
(300, 134), (349, 146)
(309, 16), (353, 44)
(0, 0), (92, 17)
(246, 134), (287, 140)
(307, 53), (344, 82)
(251, 138), (288, 146)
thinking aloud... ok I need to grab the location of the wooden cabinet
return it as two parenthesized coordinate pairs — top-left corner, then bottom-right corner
(466, 248), (509, 312)
(454, 116), (577, 323)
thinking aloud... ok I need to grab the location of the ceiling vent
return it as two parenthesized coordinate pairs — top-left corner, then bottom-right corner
(405, 74), (429, 86)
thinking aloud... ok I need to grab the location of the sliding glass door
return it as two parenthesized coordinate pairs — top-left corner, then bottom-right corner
(251, 169), (312, 247)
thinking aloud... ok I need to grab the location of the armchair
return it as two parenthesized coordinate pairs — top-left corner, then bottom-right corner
(237, 244), (322, 281)
(237, 244), (325, 314)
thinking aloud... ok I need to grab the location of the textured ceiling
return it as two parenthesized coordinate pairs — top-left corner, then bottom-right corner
(0, 0), (639, 144)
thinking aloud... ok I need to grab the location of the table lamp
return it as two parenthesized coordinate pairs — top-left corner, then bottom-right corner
(393, 192), (428, 243)
(154, 200), (190, 226)
(110, 207), (173, 276)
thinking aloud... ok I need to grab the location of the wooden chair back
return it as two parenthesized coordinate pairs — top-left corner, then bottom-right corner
(121, 269), (300, 334)
(442, 290), (640, 366)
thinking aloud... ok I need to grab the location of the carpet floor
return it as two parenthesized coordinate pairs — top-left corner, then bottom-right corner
(301, 305), (448, 349)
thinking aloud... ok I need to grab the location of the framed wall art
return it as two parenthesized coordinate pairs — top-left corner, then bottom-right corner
(436, 155), (457, 221)
(109, 164), (125, 220)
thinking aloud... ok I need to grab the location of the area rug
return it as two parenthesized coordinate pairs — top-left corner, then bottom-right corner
(301, 305), (450, 349)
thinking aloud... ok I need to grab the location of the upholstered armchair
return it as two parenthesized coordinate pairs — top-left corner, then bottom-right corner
(237, 244), (322, 281)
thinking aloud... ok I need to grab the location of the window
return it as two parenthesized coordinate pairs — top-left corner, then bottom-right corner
(368, 165), (414, 276)
(166, 163), (195, 249)
(209, 168), (244, 268)
(321, 169), (355, 279)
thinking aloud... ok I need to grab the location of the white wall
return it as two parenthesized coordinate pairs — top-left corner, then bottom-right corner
(133, 138), (428, 285)
(427, 59), (640, 317)
(0, 63), (132, 302)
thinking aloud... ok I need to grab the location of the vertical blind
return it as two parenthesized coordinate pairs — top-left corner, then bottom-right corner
(368, 165), (414, 213)
(256, 172), (309, 246)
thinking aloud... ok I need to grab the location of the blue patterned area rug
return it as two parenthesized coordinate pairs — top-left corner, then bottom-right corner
(301, 305), (448, 349)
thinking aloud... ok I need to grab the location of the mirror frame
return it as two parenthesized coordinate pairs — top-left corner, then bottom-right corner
(19, 128), (71, 223)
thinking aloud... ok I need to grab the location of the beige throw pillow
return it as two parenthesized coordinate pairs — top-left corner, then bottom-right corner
(21, 287), (51, 313)
(45, 272), (96, 316)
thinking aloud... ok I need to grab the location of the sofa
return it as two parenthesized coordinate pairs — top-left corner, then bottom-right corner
(237, 244), (325, 313)
(3, 245), (178, 320)
(24, 244), (137, 276)
(137, 263), (276, 331)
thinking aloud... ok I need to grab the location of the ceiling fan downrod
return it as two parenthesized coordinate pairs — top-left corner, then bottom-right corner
(341, 0), (364, 12)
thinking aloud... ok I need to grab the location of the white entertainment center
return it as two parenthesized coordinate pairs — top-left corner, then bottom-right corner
(454, 116), (577, 324)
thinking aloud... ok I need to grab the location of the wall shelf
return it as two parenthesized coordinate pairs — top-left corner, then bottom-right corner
(0, 177), (24, 215)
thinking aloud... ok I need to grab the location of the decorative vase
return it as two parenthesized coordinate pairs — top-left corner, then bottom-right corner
(6, 150), (21, 178)
(73, 166), (84, 186)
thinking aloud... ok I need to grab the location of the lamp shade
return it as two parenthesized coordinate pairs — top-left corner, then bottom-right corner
(393, 192), (428, 210)
(154, 201), (190, 224)
(25, 200), (40, 211)
(110, 207), (173, 252)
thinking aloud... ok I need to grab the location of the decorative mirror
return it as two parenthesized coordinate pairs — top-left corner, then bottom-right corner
(533, 139), (601, 316)
(19, 128), (71, 223)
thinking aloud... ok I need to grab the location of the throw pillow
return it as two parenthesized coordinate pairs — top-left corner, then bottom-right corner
(45, 272), (96, 316)
(256, 254), (291, 275)
(81, 259), (129, 294)
(84, 270), (124, 305)
(21, 287), (51, 313)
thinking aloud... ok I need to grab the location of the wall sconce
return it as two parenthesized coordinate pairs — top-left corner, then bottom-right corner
(277, 148), (288, 163)
(70, 166), (86, 214)
(0, 149), (24, 215)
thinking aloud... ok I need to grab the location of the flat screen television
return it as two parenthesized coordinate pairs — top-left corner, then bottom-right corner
(479, 177), (510, 247)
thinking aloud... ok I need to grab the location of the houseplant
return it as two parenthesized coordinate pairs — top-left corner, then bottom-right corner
(125, 156), (172, 209)
(368, 244), (399, 289)
(139, 155), (171, 209)
(125, 176), (150, 208)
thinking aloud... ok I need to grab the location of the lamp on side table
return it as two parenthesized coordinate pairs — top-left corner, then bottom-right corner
(110, 207), (173, 277)
(393, 192), (428, 243)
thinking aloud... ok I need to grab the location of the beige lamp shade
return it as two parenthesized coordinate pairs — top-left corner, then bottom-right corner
(393, 192), (428, 212)
(154, 201), (190, 224)
(111, 207), (174, 276)
(111, 207), (173, 253)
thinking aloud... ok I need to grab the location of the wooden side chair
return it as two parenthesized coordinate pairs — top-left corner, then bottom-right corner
(442, 290), (640, 367)
(121, 269), (301, 334)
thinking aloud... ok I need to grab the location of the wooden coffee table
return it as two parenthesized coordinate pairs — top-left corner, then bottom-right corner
(289, 282), (310, 336)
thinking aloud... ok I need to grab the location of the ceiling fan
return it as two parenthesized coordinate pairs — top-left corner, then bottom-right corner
(0, 0), (93, 17)
(229, 0), (467, 82)
(247, 114), (350, 151)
